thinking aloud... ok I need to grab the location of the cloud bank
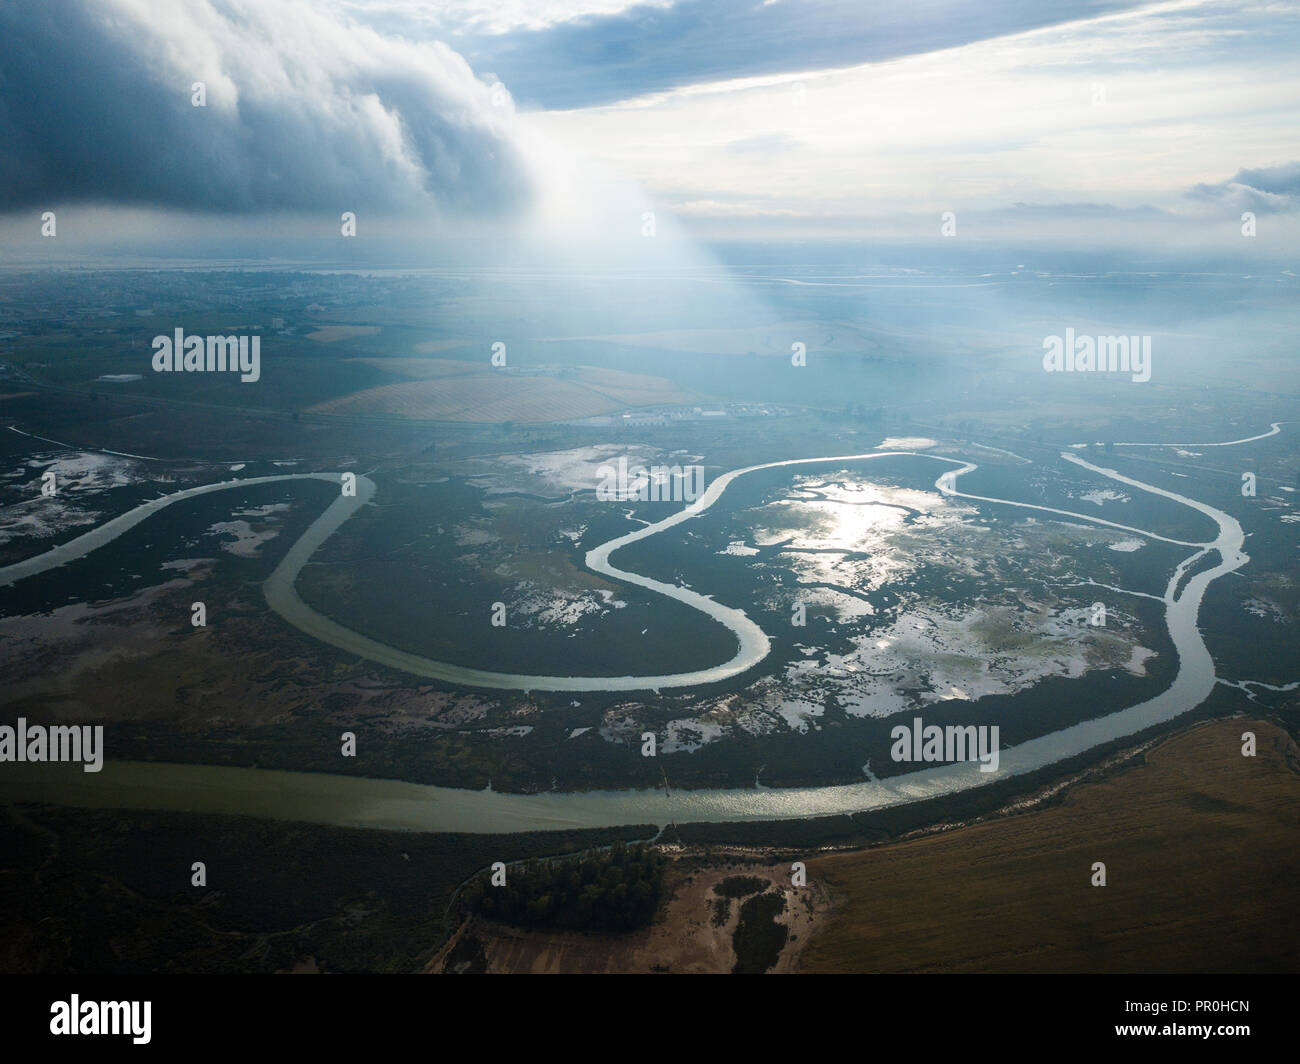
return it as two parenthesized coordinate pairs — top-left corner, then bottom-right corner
(0, 0), (532, 214)
(1190, 163), (1300, 213)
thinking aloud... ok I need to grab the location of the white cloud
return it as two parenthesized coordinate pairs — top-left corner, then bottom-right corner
(527, 0), (1300, 235)
(326, 0), (675, 37)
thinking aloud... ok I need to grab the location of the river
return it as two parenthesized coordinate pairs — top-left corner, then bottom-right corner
(0, 438), (1257, 832)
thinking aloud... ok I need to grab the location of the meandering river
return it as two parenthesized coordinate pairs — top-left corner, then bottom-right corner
(0, 436), (1260, 832)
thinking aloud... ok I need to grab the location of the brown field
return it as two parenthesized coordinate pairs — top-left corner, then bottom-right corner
(568, 365), (703, 407)
(801, 718), (1300, 973)
(430, 859), (827, 974)
(537, 319), (877, 357)
(340, 357), (483, 379)
(412, 340), (472, 355)
(303, 306), (436, 326)
(304, 325), (381, 343)
(309, 365), (696, 423)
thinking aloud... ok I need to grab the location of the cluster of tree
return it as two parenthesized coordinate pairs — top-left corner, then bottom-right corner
(712, 874), (768, 899)
(464, 842), (665, 933)
(732, 892), (788, 974)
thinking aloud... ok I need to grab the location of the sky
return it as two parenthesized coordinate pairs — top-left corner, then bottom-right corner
(0, 0), (1296, 260)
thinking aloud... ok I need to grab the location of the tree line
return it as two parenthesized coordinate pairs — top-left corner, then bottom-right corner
(463, 841), (665, 933)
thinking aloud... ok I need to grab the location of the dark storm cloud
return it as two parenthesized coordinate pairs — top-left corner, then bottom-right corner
(0, 0), (532, 214)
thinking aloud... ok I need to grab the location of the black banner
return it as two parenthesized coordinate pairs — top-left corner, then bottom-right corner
(0, 974), (1284, 1053)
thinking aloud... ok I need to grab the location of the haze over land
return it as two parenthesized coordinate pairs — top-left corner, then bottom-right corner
(0, 0), (1296, 979)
